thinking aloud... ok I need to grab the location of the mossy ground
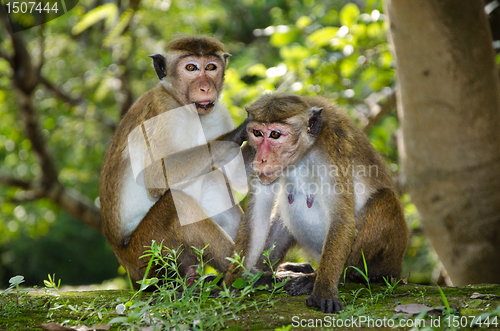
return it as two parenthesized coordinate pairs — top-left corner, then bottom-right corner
(1, 284), (499, 330)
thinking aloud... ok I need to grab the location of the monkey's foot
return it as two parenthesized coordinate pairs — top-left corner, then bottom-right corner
(277, 262), (314, 274)
(306, 295), (343, 314)
(283, 273), (316, 296)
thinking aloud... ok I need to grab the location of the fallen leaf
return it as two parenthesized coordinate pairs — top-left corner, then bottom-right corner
(394, 303), (429, 315)
(394, 303), (444, 318)
(469, 299), (483, 308)
(41, 323), (74, 331)
(470, 292), (500, 299)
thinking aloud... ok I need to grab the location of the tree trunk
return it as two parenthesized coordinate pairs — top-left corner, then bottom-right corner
(386, 0), (500, 285)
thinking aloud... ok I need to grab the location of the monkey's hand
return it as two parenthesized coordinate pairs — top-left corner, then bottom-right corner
(217, 118), (250, 146)
(306, 292), (343, 314)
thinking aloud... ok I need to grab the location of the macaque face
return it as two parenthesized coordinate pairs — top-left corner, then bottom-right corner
(247, 121), (303, 184)
(176, 55), (225, 115)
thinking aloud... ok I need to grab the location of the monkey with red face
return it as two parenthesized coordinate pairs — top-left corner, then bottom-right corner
(223, 93), (408, 313)
(100, 36), (249, 288)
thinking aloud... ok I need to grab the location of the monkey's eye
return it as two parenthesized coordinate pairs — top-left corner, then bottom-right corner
(252, 129), (263, 137)
(269, 131), (281, 139)
(205, 63), (217, 71)
(185, 63), (198, 71)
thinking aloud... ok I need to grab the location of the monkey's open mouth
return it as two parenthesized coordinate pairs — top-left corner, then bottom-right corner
(195, 102), (215, 112)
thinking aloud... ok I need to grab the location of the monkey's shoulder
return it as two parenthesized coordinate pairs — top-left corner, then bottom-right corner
(305, 116), (393, 189)
(126, 85), (179, 120)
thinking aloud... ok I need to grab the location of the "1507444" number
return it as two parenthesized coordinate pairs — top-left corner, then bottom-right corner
(5, 1), (58, 13)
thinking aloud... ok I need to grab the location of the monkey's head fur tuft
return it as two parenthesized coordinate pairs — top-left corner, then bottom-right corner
(246, 93), (311, 123)
(167, 36), (227, 58)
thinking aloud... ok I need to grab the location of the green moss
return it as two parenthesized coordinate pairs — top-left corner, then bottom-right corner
(1, 285), (499, 330)
(0, 290), (133, 330)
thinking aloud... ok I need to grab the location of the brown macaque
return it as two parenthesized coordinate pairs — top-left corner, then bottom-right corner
(100, 36), (249, 288)
(223, 93), (408, 313)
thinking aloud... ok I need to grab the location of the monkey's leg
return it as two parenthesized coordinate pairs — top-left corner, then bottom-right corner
(253, 217), (316, 276)
(249, 216), (300, 287)
(346, 188), (409, 283)
(253, 216), (314, 288)
(306, 198), (356, 313)
(254, 216), (297, 272)
(118, 190), (235, 289)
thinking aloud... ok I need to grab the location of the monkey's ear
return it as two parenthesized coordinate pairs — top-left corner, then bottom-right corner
(149, 54), (167, 80)
(223, 53), (232, 64)
(244, 106), (250, 117)
(307, 107), (323, 136)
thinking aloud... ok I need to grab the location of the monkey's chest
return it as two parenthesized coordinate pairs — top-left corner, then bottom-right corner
(277, 170), (333, 256)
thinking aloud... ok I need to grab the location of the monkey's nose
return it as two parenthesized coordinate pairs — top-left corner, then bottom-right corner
(261, 159), (267, 163)
(200, 87), (211, 93)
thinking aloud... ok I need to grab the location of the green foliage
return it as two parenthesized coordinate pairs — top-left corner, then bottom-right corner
(437, 284), (451, 314)
(43, 273), (61, 291)
(344, 250), (373, 299)
(0, 275), (25, 297)
(72, 3), (118, 35)
(382, 276), (401, 296)
(100, 242), (282, 330)
(341, 251), (405, 308)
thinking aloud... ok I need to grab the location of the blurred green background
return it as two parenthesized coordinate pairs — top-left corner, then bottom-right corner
(3, 0), (487, 288)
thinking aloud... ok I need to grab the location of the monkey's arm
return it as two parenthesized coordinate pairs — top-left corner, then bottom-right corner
(214, 118), (249, 146)
(307, 186), (356, 313)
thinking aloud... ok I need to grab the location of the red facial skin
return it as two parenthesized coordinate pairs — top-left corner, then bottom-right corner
(247, 122), (294, 184)
(177, 55), (225, 114)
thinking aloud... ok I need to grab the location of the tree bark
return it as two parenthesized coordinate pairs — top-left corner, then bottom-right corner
(386, 0), (500, 285)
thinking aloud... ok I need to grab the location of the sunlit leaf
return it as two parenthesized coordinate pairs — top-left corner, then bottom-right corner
(232, 277), (248, 289)
(104, 9), (135, 46)
(296, 16), (312, 29)
(270, 29), (297, 47)
(340, 3), (360, 27)
(280, 44), (311, 61)
(72, 3), (118, 35)
(306, 27), (339, 48)
(246, 64), (267, 77)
